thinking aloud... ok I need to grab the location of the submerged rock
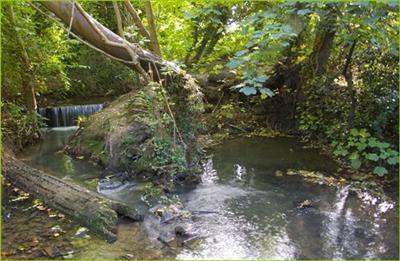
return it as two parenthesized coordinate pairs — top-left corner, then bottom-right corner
(73, 227), (89, 239)
(297, 199), (313, 209)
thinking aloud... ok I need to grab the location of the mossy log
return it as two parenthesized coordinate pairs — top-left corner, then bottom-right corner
(2, 154), (143, 241)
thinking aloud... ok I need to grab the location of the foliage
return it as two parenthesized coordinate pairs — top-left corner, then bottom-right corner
(1, 1), (398, 182)
(333, 129), (398, 176)
(124, 82), (189, 178)
(1, 103), (46, 150)
(1, 2), (73, 98)
(65, 47), (139, 97)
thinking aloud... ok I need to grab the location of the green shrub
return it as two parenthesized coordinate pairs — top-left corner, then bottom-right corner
(333, 128), (398, 176)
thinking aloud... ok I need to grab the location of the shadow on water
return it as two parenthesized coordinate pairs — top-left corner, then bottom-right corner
(14, 131), (399, 260)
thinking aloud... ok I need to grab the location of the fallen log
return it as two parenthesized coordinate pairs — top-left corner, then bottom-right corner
(2, 154), (143, 241)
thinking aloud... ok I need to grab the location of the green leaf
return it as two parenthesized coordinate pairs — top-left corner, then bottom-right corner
(350, 128), (359, 136)
(365, 153), (379, 162)
(334, 146), (348, 156)
(351, 159), (362, 169)
(356, 142), (367, 151)
(373, 166), (388, 176)
(368, 137), (379, 147)
(349, 152), (359, 160)
(261, 11), (276, 19)
(359, 129), (370, 138)
(377, 142), (390, 149)
(259, 88), (275, 97)
(297, 9), (310, 16)
(255, 75), (269, 83)
(234, 49), (249, 57)
(387, 157), (398, 165)
(240, 86), (257, 95)
(227, 59), (242, 69)
(379, 151), (389, 160)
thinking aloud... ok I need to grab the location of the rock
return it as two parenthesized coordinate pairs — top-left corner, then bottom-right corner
(297, 200), (313, 209)
(157, 231), (176, 246)
(42, 247), (55, 258)
(122, 254), (135, 260)
(73, 227), (88, 238)
(160, 211), (175, 224)
(61, 250), (74, 259)
(50, 225), (63, 233)
(174, 225), (187, 236)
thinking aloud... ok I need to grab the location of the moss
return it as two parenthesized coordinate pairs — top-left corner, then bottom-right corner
(73, 205), (118, 241)
(66, 79), (204, 184)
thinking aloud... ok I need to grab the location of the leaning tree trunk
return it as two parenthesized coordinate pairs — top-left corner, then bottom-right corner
(2, 154), (143, 241)
(41, 1), (162, 79)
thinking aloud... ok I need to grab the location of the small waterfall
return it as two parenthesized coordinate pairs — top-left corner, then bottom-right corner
(38, 104), (103, 127)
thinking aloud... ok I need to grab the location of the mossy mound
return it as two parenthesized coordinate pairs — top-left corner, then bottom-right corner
(65, 79), (203, 183)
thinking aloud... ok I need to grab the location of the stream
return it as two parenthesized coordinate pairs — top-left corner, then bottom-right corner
(8, 127), (399, 260)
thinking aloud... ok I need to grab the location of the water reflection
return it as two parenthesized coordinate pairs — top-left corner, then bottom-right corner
(177, 138), (398, 260)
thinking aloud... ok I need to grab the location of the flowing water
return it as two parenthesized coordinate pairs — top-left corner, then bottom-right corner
(13, 128), (399, 260)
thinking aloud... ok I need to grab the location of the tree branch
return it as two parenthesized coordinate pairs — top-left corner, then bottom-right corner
(123, 0), (151, 42)
(144, 0), (162, 57)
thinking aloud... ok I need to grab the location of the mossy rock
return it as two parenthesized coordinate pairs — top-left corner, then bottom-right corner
(65, 91), (151, 171)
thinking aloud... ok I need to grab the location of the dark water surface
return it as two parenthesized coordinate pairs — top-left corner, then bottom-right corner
(15, 128), (398, 260)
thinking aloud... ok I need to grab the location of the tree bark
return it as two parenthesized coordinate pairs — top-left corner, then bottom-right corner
(112, 1), (124, 37)
(143, 0), (162, 57)
(310, 5), (337, 76)
(123, 0), (153, 51)
(2, 154), (143, 241)
(343, 40), (357, 129)
(7, 4), (37, 125)
(41, 1), (162, 80)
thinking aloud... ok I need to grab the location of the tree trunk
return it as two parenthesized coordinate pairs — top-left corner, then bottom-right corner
(343, 40), (357, 129)
(7, 4), (37, 126)
(41, 1), (162, 80)
(2, 154), (143, 241)
(123, 0), (153, 51)
(112, 1), (124, 37)
(143, 0), (162, 57)
(310, 5), (337, 76)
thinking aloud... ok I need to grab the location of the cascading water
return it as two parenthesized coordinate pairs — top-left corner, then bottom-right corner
(38, 104), (103, 127)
